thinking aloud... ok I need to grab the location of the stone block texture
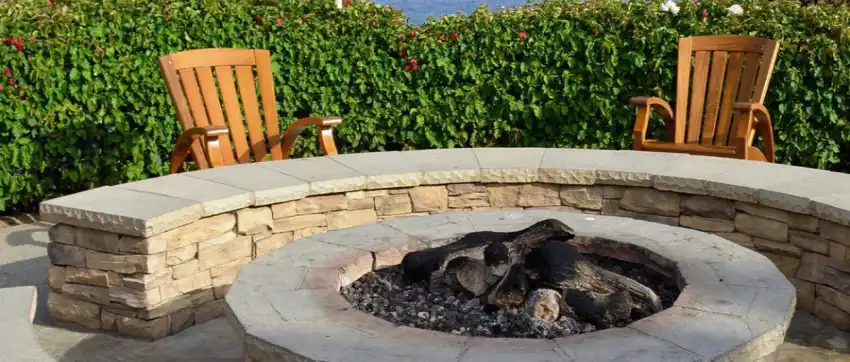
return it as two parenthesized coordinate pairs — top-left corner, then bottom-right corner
(40, 149), (850, 340)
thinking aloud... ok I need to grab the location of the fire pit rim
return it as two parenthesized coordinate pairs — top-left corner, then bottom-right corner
(224, 210), (795, 362)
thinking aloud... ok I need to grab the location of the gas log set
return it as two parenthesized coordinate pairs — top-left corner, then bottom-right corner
(341, 219), (678, 339)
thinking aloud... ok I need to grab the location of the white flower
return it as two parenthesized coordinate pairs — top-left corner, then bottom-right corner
(727, 4), (744, 15)
(660, 0), (680, 15)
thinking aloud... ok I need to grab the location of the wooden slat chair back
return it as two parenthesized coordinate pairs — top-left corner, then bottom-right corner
(631, 35), (780, 162)
(159, 48), (341, 173)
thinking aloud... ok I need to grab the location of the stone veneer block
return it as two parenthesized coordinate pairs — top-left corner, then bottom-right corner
(182, 163), (309, 206)
(595, 151), (684, 187)
(537, 148), (615, 185)
(259, 157), (367, 195)
(758, 170), (850, 215)
(473, 147), (546, 183)
(40, 186), (204, 238)
(404, 148), (481, 185)
(118, 174), (253, 217)
(330, 152), (424, 189)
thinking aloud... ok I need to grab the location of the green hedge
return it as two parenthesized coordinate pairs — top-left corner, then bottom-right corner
(1, 0), (849, 211)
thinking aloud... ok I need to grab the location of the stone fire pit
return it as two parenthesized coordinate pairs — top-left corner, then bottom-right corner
(224, 210), (794, 362)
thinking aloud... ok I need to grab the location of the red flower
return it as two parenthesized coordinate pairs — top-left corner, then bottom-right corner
(256, 15), (263, 25)
(409, 30), (417, 38)
(0, 85), (3, 92)
(412, 63), (419, 70)
(359, 17), (364, 23)
(409, 58), (417, 65)
(439, 35), (445, 41)
(404, 64), (412, 71)
(8, 78), (15, 85)
(518, 32), (528, 40)
(14, 39), (21, 46)
(49, 0), (54, 4)
(6, 38), (13, 45)
(371, 19), (377, 25)
(3, 68), (10, 77)
(592, 28), (598, 36)
(15, 44), (22, 52)
(451, 32), (458, 41)
(277, 18), (284, 25)
(343, 0), (351, 6)
(702, 10), (709, 20)
(401, 49), (408, 58)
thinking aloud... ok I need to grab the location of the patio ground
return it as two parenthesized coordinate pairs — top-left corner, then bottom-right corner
(2, 219), (849, 362)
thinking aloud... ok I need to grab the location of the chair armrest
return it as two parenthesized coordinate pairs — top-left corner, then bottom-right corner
(630, 97), (677, 148)
(280, 116), (343, 160)
(732, 103), (775, 162)
(169, 125), (230, 174)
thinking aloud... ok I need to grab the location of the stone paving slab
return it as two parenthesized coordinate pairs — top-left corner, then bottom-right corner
(330, 152), (424, 189)
(225, 211), (794, 362)
(117, 174), (254, 217)
(182, 163), (309, 206)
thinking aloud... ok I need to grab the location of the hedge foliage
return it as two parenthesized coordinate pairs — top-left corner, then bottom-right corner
(0, 0), (849, 211)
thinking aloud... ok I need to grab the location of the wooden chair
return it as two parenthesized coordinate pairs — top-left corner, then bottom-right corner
(630, 35), (779, 162)
(158, 48), (342, 174)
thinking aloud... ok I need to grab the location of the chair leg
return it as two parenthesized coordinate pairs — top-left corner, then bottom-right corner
(169, 143), (193, 174)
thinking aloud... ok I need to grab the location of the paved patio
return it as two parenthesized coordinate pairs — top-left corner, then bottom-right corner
(2, 220), (850, 362)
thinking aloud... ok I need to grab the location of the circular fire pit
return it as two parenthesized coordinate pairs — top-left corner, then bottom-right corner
(224, 210), (794, 362)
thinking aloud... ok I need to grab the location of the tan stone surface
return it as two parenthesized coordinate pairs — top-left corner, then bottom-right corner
(48, 292), (101, 329)
(86, 250), (166, 274)
(762, 252), (802, 278)
(48, 243), (87, 268)
(788, 213), (819, 233)
(273, 214), (327, 232)
(293, 226), (327, 239)
(790, 230), (830, 255)
(680, 215), (734, 232)
(109, 285), (162, 308)
(735, 213), (788, 242)
(271, 201), (296, 219)
(735, 202), (790, 223)
(518, 184), (560, 207)
(172, 260), (200, 280)
(378, 213), (430, 221)
(814, 298), (850, 329)
(64, 266), (114, 287)
(117, 235), (167, 255)
(408, 186), (449, 212)
(754, 238), (803, 257)
(166, 244), (198, 266)
(49, 223), (76, 245)
(48, 264), (66, 291)
(619, 188), (680, 216)
(448, 193), (489, 208)
(364, 190), (389, 197)
(831, 242), (848, 261)
(559, 186), (603, 210)
(388, 188), (411, 195)
(151, 214), (236, 251)
(60, 283), (110, 304)
(347, 197), (374, 210)
(75, 227), (120, 253)
(253, 233), (294, 257)
(121, 268), (172, 291)
(101, 310), (118, 331)
(447, 183), (486, 195)
(797, 252), (830, 283)
(159, 271), (213, 301)
(375, 194), (412, 216)
(198, 236), (251, 271)
(601, 199), (619, 215)
(209, 257), (251, 278)
(714, 232), (754, 248)
(680, 195), (735, 219)
(614, 210), (679, 226)
(116, 315), (169, 340)
(327, 209), (378, 230)
(822, 220), (850, 246)
(817, 285), (850, 314)
(602, 186), (624, 199)
(195, 300), (224, 324)
(170, 307), (194, 334)
(487, 185), (521, 208)
(236, 207), (274, 235)
(296, 194), (347, 214)
(793, 279), (815, 310)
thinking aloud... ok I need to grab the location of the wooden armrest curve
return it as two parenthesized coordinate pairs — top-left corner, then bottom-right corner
(280, 116), (343, 160)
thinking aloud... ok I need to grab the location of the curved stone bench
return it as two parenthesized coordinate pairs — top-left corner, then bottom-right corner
(225, 211), (794, 362)
(0, 286), (55, 361)
(38, 148), (850, 339)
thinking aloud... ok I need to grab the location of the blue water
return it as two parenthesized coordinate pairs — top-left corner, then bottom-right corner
(373, 0), (534, 24)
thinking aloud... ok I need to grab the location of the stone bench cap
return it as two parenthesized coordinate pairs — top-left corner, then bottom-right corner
(0, 286), (55, 361)
(38, 148), (850, 237)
